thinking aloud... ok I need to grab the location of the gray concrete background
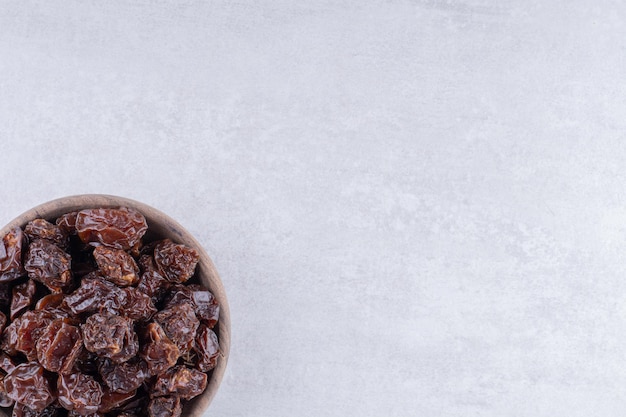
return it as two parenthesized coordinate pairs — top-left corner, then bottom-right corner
(2, 1), (626, 416)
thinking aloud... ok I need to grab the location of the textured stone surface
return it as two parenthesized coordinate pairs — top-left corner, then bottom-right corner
(2, 1), (626, 416)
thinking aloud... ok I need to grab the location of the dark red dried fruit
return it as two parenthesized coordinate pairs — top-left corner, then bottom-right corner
(4, 362), (56, 411)
(154, 303), (199, 354)
(82, 313), (138, 363)
(194, 325), (220, 372)
(75, 208), (147, 251)
(24, 240), (72, 293)
(99, 359), (147, 394)
(152, 366), (207, 400)
(24, 219), (69, 250)
(67, 411), (102, 417)
(2, 310), (55, 360)
(165, 284), (219, 328)
(11, 403), (60, 417)
(140, 323), (179, 377)
(148, 396), (181, 417)
(11, 279), (37, 320)
(137, 256), (170, 303)
(56, 212), (78, 235)
(121, 287), (156, 321)
(57, 372), (103, 415)
(0, 227), (26, 282)
(0, 311), (7, 335)
(0, 373), (15, 407)
(153, 240), (199, 283)
(64, 277), (125, 316)
(36, 318), (83, 374)
(98, 388), (136, 413)
(93, 246), (139, 287)
(0, 352), (17, 373)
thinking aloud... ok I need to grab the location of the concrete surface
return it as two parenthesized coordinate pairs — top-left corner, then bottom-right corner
(2, 1), (626, 416)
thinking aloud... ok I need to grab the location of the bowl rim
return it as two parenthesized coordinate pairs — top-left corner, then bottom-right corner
(0, 194), (230, 417)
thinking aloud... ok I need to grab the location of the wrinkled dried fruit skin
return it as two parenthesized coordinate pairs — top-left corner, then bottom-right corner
(58, 372), (103, 415)
(165, 284), (219, 328)
(2, 310), (55, 360)
(11, 279), (37, 320)
(140, 323), (179, 377)
(11, 403), (60, 417)
(55, 212), (78, 235)
(137, 256), (170, 303)
(0, 311), (7, 335)
(73, 350), (100, 375)
(155, 303), (199, 354)
(4, 362), (56, 411)
(24, 219), (69, 250)
(121, 288), (157, 321)
(98, 389), (137, 413)
(37, 319), (83, 374)
(64, 277), (125, 316)
(0, 373), (15, 407)
(152, 366), (207, 400)
(93, 246), (139, 287)
(82, 313), (138, 363)
(0, 352), (16, 373)
(75, 208), (147, 251)
(99, 359), (147, 394)
(153, 240), (199, 283)
(194, 325), (220, 372)
(148, 396), (181, 417)
(67, 411), (102, 417)
(25, 240), (72, 293)
(0, 227), (26, 282)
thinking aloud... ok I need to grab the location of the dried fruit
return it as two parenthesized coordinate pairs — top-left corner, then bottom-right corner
(0, 206), (219, 416)
(154, 239), (199, 283)
(57, 372), (103, 415)
(36, 318), (83, 374)
(195, 325), (220, 372)
(140, 322), (179, 376)
(93, 246), (139, 287)
(99, 359), (147, 394)
(82, 313), (138, 363)
(24, 219), (69, 250)
(4, 362), (56, 411)
(75, 208), (147, 250)
(11, 279), (37, 320)
(154, 303), (199, 354)
(148, 396), (181, 417)
(24, 240), (72, 293)
(0, 227), (26, 282)
(152, 366), (207, 400)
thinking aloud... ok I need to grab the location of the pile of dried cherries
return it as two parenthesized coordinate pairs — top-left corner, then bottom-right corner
(0, 207), (220, 417)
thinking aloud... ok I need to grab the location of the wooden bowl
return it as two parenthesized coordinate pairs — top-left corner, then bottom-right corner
(0, 194), (230, 417)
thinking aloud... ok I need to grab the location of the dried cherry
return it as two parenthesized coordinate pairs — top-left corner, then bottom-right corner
(194, 325), (220, 372)
(0, 227), (26, 282)
(153, 239), (199, 283)
(36, 318), (83, 374)
(57, 372), (103, 415)
(93, 246), (139, 287)
(82, 313), (138, 363)
(75, 208), (147, 250)
(24, 240), (72, 293)
(24, 219), (68, 250)
(4, 362), (56, 411)
(140, 322), (179, 377)
(152, 365), (207, 400)
(99, 359), (147, 394)
(154, 303), (199, 353)
(148, 396), (181, 417)
(11, 279), (37, 320)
